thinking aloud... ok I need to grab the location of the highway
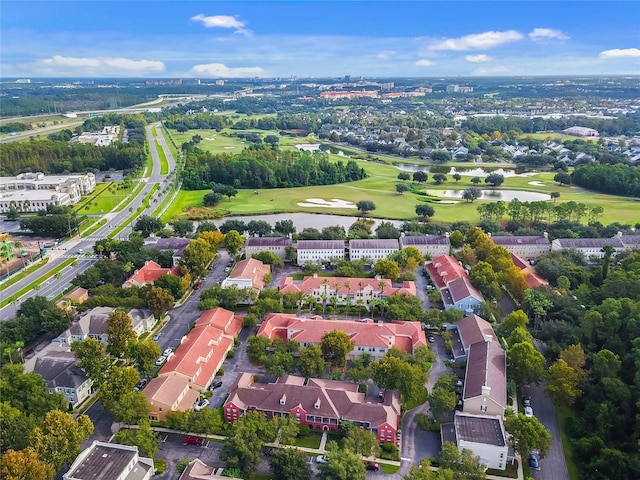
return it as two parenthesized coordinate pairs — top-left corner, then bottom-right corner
(0, 123), (175, 320)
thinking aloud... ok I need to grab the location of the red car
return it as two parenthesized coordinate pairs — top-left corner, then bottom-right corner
(366, 462), (380, 471)
(184, 436), (205, 445)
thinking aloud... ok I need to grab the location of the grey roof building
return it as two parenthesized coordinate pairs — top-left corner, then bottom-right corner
(64, 441), (154, 480)
(32, 351), (93, 408)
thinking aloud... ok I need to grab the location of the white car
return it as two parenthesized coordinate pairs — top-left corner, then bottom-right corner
(524, 406), (534, 417)
(194, 398), (210, 411)
(155, 356), (167, 366)
(316, 455), (328, 464)
(163, 348), (173, 357)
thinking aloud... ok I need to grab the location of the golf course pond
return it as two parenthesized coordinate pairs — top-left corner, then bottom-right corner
(428, 189), (551, 202)
(395, 164), (528, 177)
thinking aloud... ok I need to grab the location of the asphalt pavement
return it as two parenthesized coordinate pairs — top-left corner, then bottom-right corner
(0, 122), (172, 321)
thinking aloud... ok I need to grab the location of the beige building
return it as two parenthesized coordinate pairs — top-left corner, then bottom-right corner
(296, 239), (345, 264)
(489, 234), (551, 260)
(462, 340), (507, 417)
(349, 238), (399, 263)
(244, 237), (292, 261)
(399, 234), (450, 258)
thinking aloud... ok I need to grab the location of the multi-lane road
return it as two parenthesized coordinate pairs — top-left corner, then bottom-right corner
(0, 123), (175, 320)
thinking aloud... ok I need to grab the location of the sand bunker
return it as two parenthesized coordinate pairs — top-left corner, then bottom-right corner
(528, 181), (546, 186)
(223, 146), (236, 149)
(297, 198), (357, 209)
(204, 137), (216, 141)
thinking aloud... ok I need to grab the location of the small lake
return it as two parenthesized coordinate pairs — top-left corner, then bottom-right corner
(395, 164), (523, 177)
(206, 213), (402, 231)
(428, 190), (551, 202)
(296, 144), (350, 157)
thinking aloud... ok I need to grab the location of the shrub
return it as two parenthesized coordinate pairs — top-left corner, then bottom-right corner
(234, 337), (240, 347)
(253, 374), (260, 383)
(357, 383), (367, 393)
(154, 458), (167, 474)
(217, 368), (224, 376)
(226, 350), (235, 359)
(416, 413), (431, 431)
(176, 459), (192, 474)
(243, 314), (257, 328)
(380, 442), (400, 461)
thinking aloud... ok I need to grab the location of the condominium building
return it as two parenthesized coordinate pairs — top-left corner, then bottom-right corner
(349, 239), (399, 263)
(296, 240), (346, 264)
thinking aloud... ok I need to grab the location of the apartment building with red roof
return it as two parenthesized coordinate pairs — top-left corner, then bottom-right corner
(510, 253), (549, 289)
(122, 260), (179, 288)
(279, 274), (415, 311)
(144, 308), (242, 420)
(257, 313), (426, 361)
(221, 258), (271, 293)
(425, 255), (484, 314)
(224, 372), (401, 445)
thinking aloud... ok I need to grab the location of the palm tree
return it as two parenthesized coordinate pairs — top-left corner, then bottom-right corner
(601, 245), (616, 279)
(356, 299), (365, 319)
(343, 281), (351, 319)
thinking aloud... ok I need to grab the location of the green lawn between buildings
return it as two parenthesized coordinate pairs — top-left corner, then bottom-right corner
(74, 182), (135, 215)
(161, 149), (640, 225)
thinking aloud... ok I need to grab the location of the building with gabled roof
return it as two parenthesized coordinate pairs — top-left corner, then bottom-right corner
(620, 234), (640, 251)
(123, 260), (179, 288)
(179, 459), (242, 480)
(245, 237), (292, 261)
(224, 372), (401, 444)
(279, 274), (416, 311)
(448, 314), (497, 362)
(425, 256), (484, 314)
(54, 306), (114, 345)
(441, 412), (510, 470)
(56, 287), (89, 312)
(143, 235), (191, 266)
(146, 308), (242, 419)
(400, 235), (450, 258)
(296, 239), (346, 264)
(32, 351), (93, 409)
(63, 441), (154, 480)
(510, 253), (549, 289)
(222, 258), (271, 293)
(257, 313), (425, 360)
(462, 340), (507, 417)
(144, 375), (201, 422)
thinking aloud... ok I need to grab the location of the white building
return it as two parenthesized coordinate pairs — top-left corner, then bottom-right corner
(64, 441), (154, 480)
(400, 234), (450, 258)
(245, 237), (292, 261)
(0, 171), (96, 212)
(489, 234), (551, 260)
(296, 240), (346, 264)
(73, 126), (120, 146)
(443, 412), (510, 470)
(31, 351), (93, 409)
(349, 239), (399, 263)
(563, 126), (599, 137)
(551, 237), (625, 260)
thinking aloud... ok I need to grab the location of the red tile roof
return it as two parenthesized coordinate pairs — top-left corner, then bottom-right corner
(510, 253), (549, 289)
(160, 307), (240, 389)
(425, 256), (466, 289)
(229, 258), (271, 291)
(279, 275), (416, 297)
(257, 314), (426, 353)
(123, 260), (178, 288)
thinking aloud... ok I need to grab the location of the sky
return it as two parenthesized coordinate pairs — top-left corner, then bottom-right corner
(2, 1), (639, 78)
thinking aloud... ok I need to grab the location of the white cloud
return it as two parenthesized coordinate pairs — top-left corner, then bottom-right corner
(429, 30), (523, 51)
(29, 55), (165, 75)
(377, 50), (396, 60)
(529, 28), (570, 41)
(189, 63), (264, 77)
(190, 14), (249, 34)
(599, 48), (640, 59)
(415, 59), (435, 67)
(465, 54), (493, 63)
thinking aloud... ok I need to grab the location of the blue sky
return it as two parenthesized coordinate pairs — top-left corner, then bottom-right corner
(2, 1), (639, 78)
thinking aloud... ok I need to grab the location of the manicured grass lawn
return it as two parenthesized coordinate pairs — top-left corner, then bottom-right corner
(160, 136), (640, 225)
(155, 139), (169, 174)
(0, 257), (49, 292)
(380, 463), (400, 474)
(151, 125), (158, 136)
(293, 432), (322, 449)
(75, 182), (135, 214)
(557, 405), (581, 480)
(521, 132), (597, 143)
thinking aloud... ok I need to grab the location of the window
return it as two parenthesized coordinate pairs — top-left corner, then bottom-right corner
(480, 405), (487, 412)
(159, 407), (163, 412)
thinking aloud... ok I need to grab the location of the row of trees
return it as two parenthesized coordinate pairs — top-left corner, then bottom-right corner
(571, 163), (640, 197)
(181, 144), (366, 190)
(477, 198), (604, 225)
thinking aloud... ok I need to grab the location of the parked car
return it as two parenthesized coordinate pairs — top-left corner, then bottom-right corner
(209, 380), (223, 391)
(133, 378), (148, 392)
(316, 455), (328, 464)
(528, 452), (540, 470)
(194, 398), (210, 411)
(163, 348), (173, 357)
(524, 406), (534, 417)
(155, 356), (166, 366)
(428, 335), (435, 343)
(152, 334), (160, 341)
(365, 462), (380, 471)
(523, 395), (531, 407)
(184, 436), (205, 446)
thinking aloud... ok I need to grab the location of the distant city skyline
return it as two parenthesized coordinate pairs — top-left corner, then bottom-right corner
(2, 1), (639, 78)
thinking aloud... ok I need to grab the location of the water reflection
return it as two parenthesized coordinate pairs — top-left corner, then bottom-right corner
(428, 190), (551, 202)
(208, 213), (402, 230)
(395, 164), (523, 177)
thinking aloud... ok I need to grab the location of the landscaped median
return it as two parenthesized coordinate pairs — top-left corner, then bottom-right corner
(0, 257), (50, 292)
(108, 184), (161, 239)
(0, 258), (75, 308)
(155, 139), (170, 175)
